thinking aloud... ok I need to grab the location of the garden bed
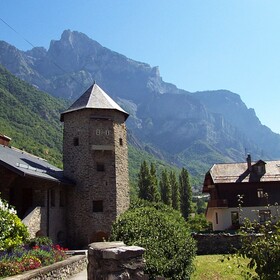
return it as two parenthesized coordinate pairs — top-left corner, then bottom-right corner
(2, 254), (87, 280)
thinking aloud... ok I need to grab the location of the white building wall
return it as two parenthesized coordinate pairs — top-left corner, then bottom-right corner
(207, 205), (280, 231)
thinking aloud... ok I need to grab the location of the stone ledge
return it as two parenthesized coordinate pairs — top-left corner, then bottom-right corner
(4, 255), (87, 280)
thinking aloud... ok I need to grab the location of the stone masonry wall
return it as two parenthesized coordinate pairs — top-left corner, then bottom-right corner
(63, 109), (129, 248)
(193, 233), (242, 255)
(22, 207), (44, 238)
(88, 242), (147, 280)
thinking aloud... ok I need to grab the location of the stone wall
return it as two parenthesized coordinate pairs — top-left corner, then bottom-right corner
(88, 242), (147, 280)
(63, 109), (130, 248)
(193, 233), (242, 255)
(4, 255), (87, 280)
(22, 207), (44, 238)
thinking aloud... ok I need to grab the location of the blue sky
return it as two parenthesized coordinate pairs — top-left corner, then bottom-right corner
(1, 1), (280, 133)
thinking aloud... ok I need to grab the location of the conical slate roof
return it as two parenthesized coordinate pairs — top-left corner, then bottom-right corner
(60, 83), (129, 121)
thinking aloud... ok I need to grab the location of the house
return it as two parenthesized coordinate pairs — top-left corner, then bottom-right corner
(0, 83), (130, 248)
(203, 155), (280, 231)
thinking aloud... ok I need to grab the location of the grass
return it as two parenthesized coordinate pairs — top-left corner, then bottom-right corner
(191, 254), (256, 280)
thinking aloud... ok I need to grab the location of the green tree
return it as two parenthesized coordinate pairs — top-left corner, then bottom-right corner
(170, 170), (180, 210)
(0, 197), (29, 250)
(138, 161), (150, 200)
(138, 161), (160, 202)
(160, 169), (172, 206)
(179, 168), (192, 220)
(149, 163), (160, 202)
(110, 199), (197, 279)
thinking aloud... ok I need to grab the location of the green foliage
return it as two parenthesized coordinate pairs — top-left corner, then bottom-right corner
(187, 214), (211, 232)
(138, 161), (160, 202)
(0, 64), (68, 167)
(238, 218), (280, 280)
(236, 194), (280, 280)
(192, 195), (208, 214)
(25, 236), (53, 248)
(170, 170), (180, 210)
(110, 199), (197, 279)
(160, 169), (172, 206)
(179, 168), (192, 220)
(0, 197), (29, 250)
(128, 145), (184, 197)
(149, 163), (161, 202)
(138, 161), (150, 200)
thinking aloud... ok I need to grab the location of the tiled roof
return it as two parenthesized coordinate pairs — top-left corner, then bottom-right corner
(0, 144), (73, 184)
(60, 83), (129, 121)
(209, 160), (280, 183)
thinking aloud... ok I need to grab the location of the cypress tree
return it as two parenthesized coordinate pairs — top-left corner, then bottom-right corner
(138, 161), (150, 200)
(179, 167), (192, 220)
(170, 170), (180, 210)
(149, 162), (160, 202)
(160, 169), (172, 206)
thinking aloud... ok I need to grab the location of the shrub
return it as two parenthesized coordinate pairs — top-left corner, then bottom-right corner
(236, 194), (280, 280)
(239, 218), (280, 280)
(110, 199), (197, 280)
(187, 213), (211, 232)
(26, 236), (53, 248)
(0, 197), (29, 250)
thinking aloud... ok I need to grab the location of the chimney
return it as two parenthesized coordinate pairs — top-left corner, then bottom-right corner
(246, 154), (252, 171)
(0, 134), (11, 146)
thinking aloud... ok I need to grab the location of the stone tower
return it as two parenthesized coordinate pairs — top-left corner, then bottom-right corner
(60, 83), (130, 248)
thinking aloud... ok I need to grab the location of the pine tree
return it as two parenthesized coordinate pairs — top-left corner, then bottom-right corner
(170, 170), (180, 210)
(179, 167), (192, 220)
(160, 169), (172, 206)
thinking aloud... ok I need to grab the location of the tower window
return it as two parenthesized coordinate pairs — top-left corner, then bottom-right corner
(119, 138), (123, 146)
(73, 137), (79, 146)
(93, 200), (103, 212)
(105, 130), (110, 135)
(96, 162), (105, 172)
(96, 129), (101, 135)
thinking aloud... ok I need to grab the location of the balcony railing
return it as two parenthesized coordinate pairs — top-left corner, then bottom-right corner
(208, 199), (228, 208)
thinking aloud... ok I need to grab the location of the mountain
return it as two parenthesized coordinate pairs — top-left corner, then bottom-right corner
(0, 64), (67, 167)
(0, 65), (179, 188)
(1, 30), (280, 181)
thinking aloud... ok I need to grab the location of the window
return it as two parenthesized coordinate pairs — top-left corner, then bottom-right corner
(96, 129), (101, 135)
(93, 200), (103, 212)
(231, 211), (239, 227)
(96, 163), (105, 172)
(259, 210), (271, 223)
(257, 188), (264, 198)
(50, 189), (55, 207)
(105, 130), (110, 135)
(215, 212), (218, 224)
(73, 137), (79, 146)
(119, 138), (123, 146)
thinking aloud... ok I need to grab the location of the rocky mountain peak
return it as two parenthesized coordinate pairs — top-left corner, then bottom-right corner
(1, 30), (280, 174)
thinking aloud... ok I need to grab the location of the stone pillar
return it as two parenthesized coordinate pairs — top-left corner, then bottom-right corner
(88, 242), (147, 280)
